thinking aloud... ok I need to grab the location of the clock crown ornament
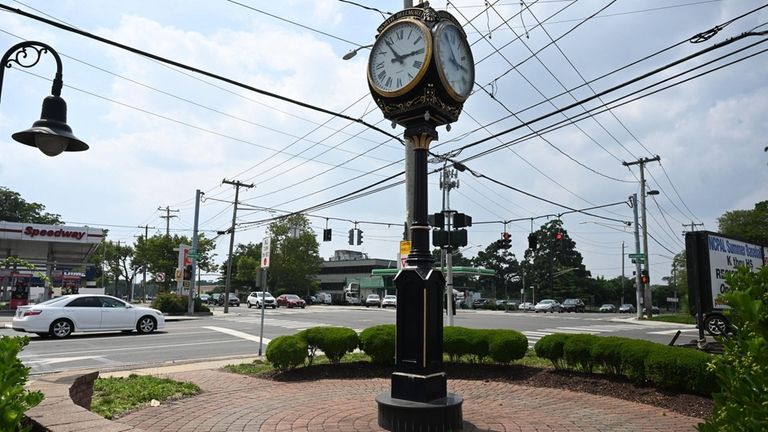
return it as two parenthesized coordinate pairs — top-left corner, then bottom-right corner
(366, 2), (474, 130)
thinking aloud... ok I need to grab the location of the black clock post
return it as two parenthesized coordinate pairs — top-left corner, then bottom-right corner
(367, 5), (473, 432)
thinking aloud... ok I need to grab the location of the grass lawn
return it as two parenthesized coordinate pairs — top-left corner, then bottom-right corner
(91, 374), (200, 419)
(650, 313), (696, 324)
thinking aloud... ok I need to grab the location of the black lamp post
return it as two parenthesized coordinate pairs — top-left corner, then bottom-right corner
(0, 41), (88, 156)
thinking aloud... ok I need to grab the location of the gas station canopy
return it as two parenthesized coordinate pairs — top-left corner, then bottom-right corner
(0, 221), (105, 270)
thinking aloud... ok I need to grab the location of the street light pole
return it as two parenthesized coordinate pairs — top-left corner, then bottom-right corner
(1, 41), (88, 156)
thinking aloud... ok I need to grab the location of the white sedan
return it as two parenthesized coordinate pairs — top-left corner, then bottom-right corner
(11, 294), (165, 338)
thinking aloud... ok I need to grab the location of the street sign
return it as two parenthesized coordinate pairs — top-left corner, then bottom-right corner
(628, 253), (645, 259)
(188, 252), (199, 259)
(631, 258), (646, 264)
(155, 272), (165, 282)
(183, 281), (191, 288)
(400, 240), (411, 256)
(666, 297), (679, 303)
(261, 236), (271, 268)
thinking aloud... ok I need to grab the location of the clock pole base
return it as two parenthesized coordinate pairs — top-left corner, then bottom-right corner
(376, 392), (463, 432)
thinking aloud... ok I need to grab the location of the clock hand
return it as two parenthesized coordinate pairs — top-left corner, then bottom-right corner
(384, 39), (405, 64)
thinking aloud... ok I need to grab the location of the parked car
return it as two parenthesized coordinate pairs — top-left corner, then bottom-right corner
(197, 294), (211, 304)
(534, 299), (561, 313)
(560, 298), (585, 313)
(381, 294), (397, 308)
(472, 298), (490, 309)
(519, 302), (535, 311)
(599, 303), (616, 313)
(246, 292), (277, 309)
(11, 294), (165, 338)
(365, 294), (381, 308)
(210, 293), (222, 305)
(643, 305), (661, 315)
(276, 294), (306, 308)
(218, 293), (240, 307)
(619, 303), (636, 313)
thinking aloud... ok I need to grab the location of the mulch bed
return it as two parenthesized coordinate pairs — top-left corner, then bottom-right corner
(261, 362), (713, 420)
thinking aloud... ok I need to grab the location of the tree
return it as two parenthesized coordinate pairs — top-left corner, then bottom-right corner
(717, 200), (768, 246)
(525, 220), (590, 301)
(99, 241), (140, 300)
(133, 234), (215, 292)
(221, 242), (262, 291)
(0, 187), (63, 224)
(472, 239), (518, 299)
(265, 214), (321, 296)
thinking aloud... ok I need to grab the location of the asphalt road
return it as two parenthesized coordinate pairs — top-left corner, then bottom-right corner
(1, 305), (701, 375)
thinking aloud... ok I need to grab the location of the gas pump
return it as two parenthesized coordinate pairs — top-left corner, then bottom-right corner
(10, 280), (29, 309)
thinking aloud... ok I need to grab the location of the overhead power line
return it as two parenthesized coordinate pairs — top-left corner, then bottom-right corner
(0, 3), (404, 145)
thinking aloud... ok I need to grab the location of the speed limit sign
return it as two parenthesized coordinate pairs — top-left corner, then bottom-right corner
(155, 272), (165, 282)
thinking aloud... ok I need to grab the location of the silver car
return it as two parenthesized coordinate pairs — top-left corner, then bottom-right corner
(11, 294), (165, 338)
(534, 299), (561, 313)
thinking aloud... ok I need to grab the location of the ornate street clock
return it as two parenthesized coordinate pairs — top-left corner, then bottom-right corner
(367, 5), (474, 129)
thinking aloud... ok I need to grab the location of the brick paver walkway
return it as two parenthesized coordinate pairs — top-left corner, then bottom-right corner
(117, 370), (704, 431)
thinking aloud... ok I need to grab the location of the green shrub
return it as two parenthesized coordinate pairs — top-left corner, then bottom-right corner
(699, 266), (768, 431)
(443, 326), (473, 361)
(300, 327), (358, 364)
(534, 333), (569, 369)
(563, 334), (599, 373)
(297, 327), (323, 365)
(265, 335), (307, 370)
(487, 330), (528, 364)
(467, 329), (491, 362)
(591, 336), (627, 376)
(151, 292), (208, 314)
(359, 325), (395, 365)
(645, 346), (716, 395)
(0, 336), (44, 432)
(619, 339), (662, 384)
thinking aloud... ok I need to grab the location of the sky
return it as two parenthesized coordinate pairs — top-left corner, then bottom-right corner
(1, 0), (766, 285)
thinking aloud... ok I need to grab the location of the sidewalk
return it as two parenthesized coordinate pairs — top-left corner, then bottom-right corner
(25, 356), (707, 432)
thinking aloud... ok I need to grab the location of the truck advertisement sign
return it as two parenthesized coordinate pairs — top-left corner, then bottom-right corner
(686, 231), (765, 312)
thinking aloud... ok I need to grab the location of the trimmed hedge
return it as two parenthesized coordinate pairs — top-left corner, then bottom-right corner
(534, 333), (717, 396)
(297, 326), (358, 364)
(534, 333), (569, 369)
(563, 334), (599, 373)
(443, 326), (474, 362)
(359, 325), (395, 365)
(265, 335), (307, 371)
(487, 330), (528, 364)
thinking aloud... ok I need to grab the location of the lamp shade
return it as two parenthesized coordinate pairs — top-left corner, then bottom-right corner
(12, 95), (88, 157)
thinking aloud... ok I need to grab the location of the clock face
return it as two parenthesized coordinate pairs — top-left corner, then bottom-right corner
(434, 22), (474, 101)
(368, 19), (432, 97)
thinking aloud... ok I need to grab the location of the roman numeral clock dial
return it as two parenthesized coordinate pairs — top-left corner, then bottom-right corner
(434, 21), (475, 102)
(368, 19), (432, 97)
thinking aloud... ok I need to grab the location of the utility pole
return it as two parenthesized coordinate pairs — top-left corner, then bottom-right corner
(623, 156), (660, 319)
(440, 164), (459, 325)
(188, 189), (203, 314)
(630, 194), (643, 319)
(158, 206), (179, 236)
(136, 224), (155, 302)
(682, 221), (704, 236)
(621, 241), (625, 306)
(222, 179), (254, 314)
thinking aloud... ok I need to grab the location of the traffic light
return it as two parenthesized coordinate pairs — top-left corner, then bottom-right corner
(174, 268), (182, 281)
(527, 233), (537, 250)
(348, 229), (354, 245)
(323, 228), (332, 242)
(429, 213), (445, 230)
(183, 264), (192, 281)
(357, 229), (364, 245)
(453, 213), (472, 228)
(501, 232), (511, 249)
(641, 270), (648, 285)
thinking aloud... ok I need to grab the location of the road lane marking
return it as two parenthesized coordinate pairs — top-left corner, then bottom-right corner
(19, 338), (245, 359)
(203, 326), (270, 344)
(647, 328), (699, 335)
